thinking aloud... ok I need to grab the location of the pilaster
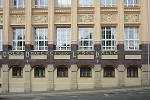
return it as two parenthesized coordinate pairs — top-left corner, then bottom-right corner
(117, 64), (125, 87)
(71, 0), (77, 44)
(94, 0), (101, 44)
(47, 64), (54, 90)
(70, 64), (78, 90)
(3, 0), (10, 47)
(48, 0), (54, 45)
(2, 64), (9, 93)
(141, 64), (148, 86)
(25, 0), (32, 45)
(118, 0), (124, 44)
(24, 65), (31, 92)
(94, 64), (102, 88)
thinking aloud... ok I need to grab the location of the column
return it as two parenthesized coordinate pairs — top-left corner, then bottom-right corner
(94, 0), (101, 46)
(25, 0), (32, 49)
(47, 65), (54, 90)
(48, 0), (55, 50)
(70, 64), (78, 90)
(117, 64), (125, 87)
(3, 0), (10, 50)
(141, 64), (148, 86)
(2, 64), (9, 93)
(94, 64), (102, 88)
(24, 65), (31, 92)
(118, 0), (124, 44)
(71, 0), (77, 49)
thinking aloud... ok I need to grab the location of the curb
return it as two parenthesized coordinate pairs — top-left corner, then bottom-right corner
(0, 87), (150, 98)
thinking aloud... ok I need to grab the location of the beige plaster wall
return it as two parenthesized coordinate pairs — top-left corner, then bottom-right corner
(101, 68), (118, 87)
(77, 68), (94, 89)
(54, 68), (71, 90)
(9, 67), (25, 92)
(9, 55), (24, 59)
(124, 67), (142, 86)
(0, 68), (2, 85)
(31, 67), (48, 91)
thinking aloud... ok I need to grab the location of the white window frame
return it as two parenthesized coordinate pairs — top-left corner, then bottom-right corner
(124, 0), (138, 7)
(78, 0), (94, 7)
(101, 0), (116, 7)
(56, 0), (71, 7)
(12, 28), (25, 51)
(14, 0), (25, 8)
(56, 28), (71, 51)
(35, 0), (48, 8)
(101, 27), (116, 50)
(0, 29), (2, 51)
(0, 0), (3, 8)
(124, 27), (139, 50)
(34, 28), (48, 51)
(78, 27), (94, 51)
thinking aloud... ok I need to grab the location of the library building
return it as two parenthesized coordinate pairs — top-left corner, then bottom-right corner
(0, 0), (150, 93)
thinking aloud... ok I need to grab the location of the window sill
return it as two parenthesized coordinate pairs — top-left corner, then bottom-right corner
(77, 50), (95, 52)
(34, 76), (45, 78)
(127, 77), (139, 78)
(56, 77), (68, 78)
(103, 77), (115, 78)
(80, 77), (92, 78)
(53, 50), (71, 52)
(12, 76), (23, 78)
(124, 50), (142, 52)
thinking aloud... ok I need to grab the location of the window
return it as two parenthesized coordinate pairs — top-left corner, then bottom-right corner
(56, 0), (71, 7)
(34, 28), (48, 50)
(102, 27), (116, 50)
(80, 66), (91, 77)
(124, 0), (138, 7)
(124, 27), (139, 50)
(13, 28), (25, 50)
(14, 0), (25, 8)
(35, 0), (48, 8)
(56, 28), (71, 50)
(0, 0), (3, 8)
(104, 66), (115, 77)
(34, 67), (45, 77)
(127, 66), (138, 77)
(0, 29), (2, 51)
(12, 67), (22, 77)
(57, 67), (68, 77)
(78, 28), (93, 50)
(101, 0), (116, 7)
(78, 0), (94, 7)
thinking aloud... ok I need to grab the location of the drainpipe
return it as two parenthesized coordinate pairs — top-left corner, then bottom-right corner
(147, 0), (150, 85)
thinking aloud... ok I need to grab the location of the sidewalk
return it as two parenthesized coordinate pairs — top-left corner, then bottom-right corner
(0, 86), (150, 98)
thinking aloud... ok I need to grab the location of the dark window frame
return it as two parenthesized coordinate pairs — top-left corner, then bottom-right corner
(34, 67), (45, 77)
(80, 67), (92, 77)
(12, 66), (22, 77)
(127, 66), (138, 77)
(104, 66), (115, 77)
(57, 67), (68, 77)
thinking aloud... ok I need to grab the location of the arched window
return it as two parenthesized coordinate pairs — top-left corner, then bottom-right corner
(57, 66), (68, 77)
(104, 66), (115, 77)
(80, 66), (91, 77)
(12, 66), (22, 77)
(34, 66), (45, 77)
(127, 66), (138, 77)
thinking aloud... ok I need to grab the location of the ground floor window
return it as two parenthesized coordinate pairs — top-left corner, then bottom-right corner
(127, 66), (138, 77)
(34, 66), (45, 77)
(80, 66), (91, 77)
(12, 66), (22, 77)
(57, 66), (68, 77)
(104, 66), (115, 77)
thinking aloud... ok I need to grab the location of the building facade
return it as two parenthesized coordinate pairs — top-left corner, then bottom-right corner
(0, 0), (150, 93)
